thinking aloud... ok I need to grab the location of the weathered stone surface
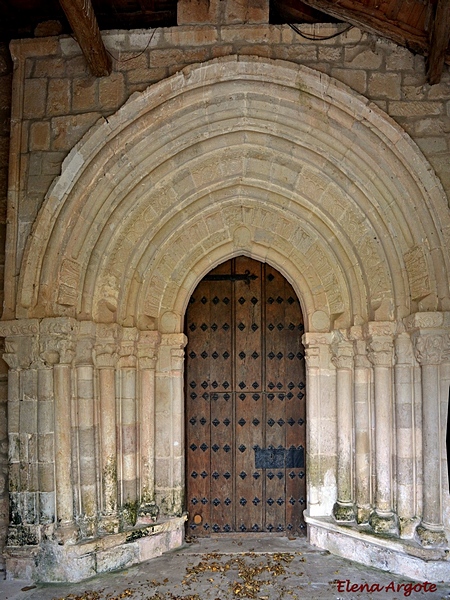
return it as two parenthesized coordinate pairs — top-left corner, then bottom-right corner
(2, 17), (450, 585)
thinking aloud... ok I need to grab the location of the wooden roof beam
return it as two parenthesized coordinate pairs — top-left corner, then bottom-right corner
(426, 0), (450, 85)
(58, 0), (112, 77)
(298, 0), (430, 57)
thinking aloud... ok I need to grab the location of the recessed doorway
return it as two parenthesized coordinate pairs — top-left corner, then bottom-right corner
(185, 256), (306, 535)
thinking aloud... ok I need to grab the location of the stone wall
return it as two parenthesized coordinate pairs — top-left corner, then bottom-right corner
(7, 23), (450, 287)
(0, 41), (12, 574)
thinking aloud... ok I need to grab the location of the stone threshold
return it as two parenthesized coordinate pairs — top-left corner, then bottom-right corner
(306, 514), (450, 583)
(5, 514), (187, 583)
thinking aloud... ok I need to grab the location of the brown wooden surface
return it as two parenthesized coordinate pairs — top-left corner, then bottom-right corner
(4, 0), (449, 79)
(296, 0), (450, 74)
(185, 257), (306, 535)
(58, 0), (112, 77)
(427, 0), (450, 85)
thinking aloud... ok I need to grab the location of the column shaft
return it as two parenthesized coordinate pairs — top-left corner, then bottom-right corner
(351, 331), (372, 524)
(331, 334), (355, 522)
(99, 367), (118, 520)
(422, 363), (441, 526)
(37, 367), (55, 524)
(373, 364), (393, 513)
(76, 364), (97, 532)
(367, 323), (398, 535)
(118, 327), (138, 525)
(302, 333), (335, 517)
(407, 315), (449, 547)
(121, 367), (137, 508)
(54, 364), (74, 526)
(394, 332), (417, 537)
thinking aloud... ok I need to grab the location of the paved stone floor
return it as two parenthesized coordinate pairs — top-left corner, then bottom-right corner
(1, 536), (450, 600)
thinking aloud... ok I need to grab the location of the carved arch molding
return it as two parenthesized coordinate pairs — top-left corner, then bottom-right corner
(3, 56), (450, 582)
(12, 55), (450, 326)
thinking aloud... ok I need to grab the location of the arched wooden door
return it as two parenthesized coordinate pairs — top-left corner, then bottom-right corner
(185, 257), (306, 535)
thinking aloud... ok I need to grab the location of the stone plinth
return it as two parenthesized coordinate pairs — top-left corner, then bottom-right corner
(306, 516), (450, 584)
(5, 515), (186, 583)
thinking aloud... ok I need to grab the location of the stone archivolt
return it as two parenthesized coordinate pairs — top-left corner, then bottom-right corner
(14, 57), (450, 329)
(3, 56), (450, 581)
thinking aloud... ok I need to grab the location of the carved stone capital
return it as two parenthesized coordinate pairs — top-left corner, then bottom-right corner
(137, 331), (161, 370)
(160, 333), (187, 349)
(0, 320), (40, 369)
(94, 344), (119, 369)
(330, 331), (353, 370)
(411, 331), (450, 366)
(39, 350), (59, 366)
(75, 322), (97, 366)
(170, 347), (185, 371)
(138, 356), (157, 370)
(303, 332), (332, 368)
(94, 323), (119, 369)
(118, 327), (138, 369)
(304, 346), (320, 368)
(3, 336), (39, 370)
(40, 319), (78, 366)
(348, 326), (371, 368)
(3, 339), (20, 370)
(367, 338), (394, 367)
(365, 322), (395, 368)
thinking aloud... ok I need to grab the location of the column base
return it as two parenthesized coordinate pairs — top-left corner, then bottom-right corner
(356, 505), (371, 525)
(333, 501), (355, 522)
(416, 523), (447, 548)
(138, 501), (160, 523)
(98, 515), (120, 534)
(399, 516), (420, 539)
(55, 522), (79, 544)
(369, 510), (399, 536)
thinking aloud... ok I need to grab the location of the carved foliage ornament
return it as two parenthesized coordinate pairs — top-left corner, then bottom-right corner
(412, 332), (450, 365)
(367, 337), (394, 367)
(330, 331), (353, 370)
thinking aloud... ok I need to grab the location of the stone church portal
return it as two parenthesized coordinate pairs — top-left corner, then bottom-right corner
(1, 55), (450, 583)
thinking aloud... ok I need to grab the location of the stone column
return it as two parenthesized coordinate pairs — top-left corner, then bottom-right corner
(40, 318), (78, 542)
(366, 322), (398, 535)
(394, 329), (419, 538)
(302, 333), (335, 517)
(155, 333), (187, 516)
(118, 327), (138, 526)
(95, 324), (119, 533)
(137, 331), (160, 522)
(37, 357), (56, 527)
(0, 320), (40, 550)
(75, 321), (98, 537)
(349, 326), (372, 524)
(331, 331), (355, 522)
(407, 312), (449, 547)
(170, 339), (186, 516)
